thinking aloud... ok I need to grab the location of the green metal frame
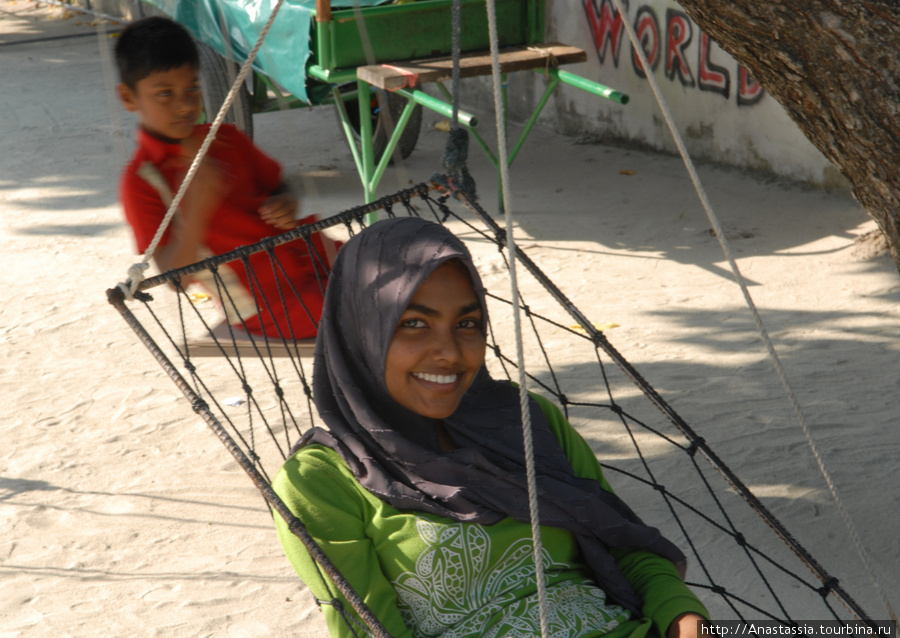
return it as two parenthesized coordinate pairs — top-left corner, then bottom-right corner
(235, 0), (629, 211)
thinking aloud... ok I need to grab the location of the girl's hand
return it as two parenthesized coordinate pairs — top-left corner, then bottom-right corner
(667, 613), (709, 638)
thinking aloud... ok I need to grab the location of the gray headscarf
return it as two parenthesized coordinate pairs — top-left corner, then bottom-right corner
(299, 216), (686, 614)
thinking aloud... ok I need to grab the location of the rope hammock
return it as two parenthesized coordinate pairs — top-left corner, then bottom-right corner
(102, 0), (892, 634)
(107, 186), (880, 636)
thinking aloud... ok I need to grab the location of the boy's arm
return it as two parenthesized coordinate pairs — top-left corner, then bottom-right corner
(258, 181), (300, 231)
(222, 124), (301, 231)
(153, 150), (229, 272)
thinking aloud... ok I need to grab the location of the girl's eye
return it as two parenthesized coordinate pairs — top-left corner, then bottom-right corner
(458, 317), (482, 330)
(401, 318), (426, 329)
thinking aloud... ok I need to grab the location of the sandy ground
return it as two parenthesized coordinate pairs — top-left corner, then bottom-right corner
(2, 2), (899, 636)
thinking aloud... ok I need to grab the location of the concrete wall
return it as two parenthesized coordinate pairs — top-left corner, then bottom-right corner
(496, 0), (846, 188)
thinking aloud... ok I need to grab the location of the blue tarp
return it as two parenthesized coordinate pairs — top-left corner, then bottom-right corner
(143, 0), (389, 103)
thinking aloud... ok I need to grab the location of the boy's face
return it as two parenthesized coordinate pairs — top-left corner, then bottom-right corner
(118, 64), (202, 142)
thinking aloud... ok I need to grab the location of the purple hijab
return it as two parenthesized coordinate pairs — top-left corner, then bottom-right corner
(299, 216), (685, 613)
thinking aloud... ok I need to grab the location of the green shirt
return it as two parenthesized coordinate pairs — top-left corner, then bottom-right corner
(273, 393), (708, 638)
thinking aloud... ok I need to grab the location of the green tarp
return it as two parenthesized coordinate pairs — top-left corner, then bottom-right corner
(143, 0), (388, 102)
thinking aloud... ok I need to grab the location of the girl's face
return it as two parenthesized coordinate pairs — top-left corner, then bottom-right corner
(384, 260), (486, 420)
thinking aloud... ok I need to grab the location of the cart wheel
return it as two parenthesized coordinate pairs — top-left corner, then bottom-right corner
(344, 90), (423, 164)
(197, 42), (254, 138)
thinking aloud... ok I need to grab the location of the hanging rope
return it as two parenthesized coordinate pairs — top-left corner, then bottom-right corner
(482, 1), (550, 636)
(432, 0), (476, 197)
(116, 0), (288, 300)
(609, 0), (896, 625)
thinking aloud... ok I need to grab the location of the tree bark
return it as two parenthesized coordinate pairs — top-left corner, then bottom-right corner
(674, 0), (900, 273)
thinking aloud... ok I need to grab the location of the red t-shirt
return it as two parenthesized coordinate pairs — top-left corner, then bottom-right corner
(120, 124), (325, 339)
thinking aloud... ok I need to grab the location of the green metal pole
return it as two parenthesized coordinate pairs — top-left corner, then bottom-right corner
(508, 75), (560, 167)
(367, 96), (417, 197)
(357, 80), (376, 211)
(551, 69), (630, 104)
(331, 86), (366, 186)
(394, 88), (478, 128)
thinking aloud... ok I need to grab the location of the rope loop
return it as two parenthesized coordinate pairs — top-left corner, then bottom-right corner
(117, 261), (151, 300)
(432, 129), (477, 200)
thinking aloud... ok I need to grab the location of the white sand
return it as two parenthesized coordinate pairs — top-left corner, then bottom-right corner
(2, 2), (898, 636)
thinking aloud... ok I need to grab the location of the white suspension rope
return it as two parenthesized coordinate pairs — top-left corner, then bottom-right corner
(484, 1), (550, 636)
(117, 0), (287, 299)
(610, 0), (896, 624)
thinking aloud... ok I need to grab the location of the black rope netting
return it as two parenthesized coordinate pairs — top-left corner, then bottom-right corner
(108, 183), (879, 637)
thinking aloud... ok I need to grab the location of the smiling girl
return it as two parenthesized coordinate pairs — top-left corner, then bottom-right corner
(273, 217), (708, 638)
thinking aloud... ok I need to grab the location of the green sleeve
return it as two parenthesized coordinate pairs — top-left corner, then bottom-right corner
(531, 392), (710, 635)
(271, 446), (415, 638)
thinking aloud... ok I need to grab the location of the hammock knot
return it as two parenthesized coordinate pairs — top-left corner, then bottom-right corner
(609, 403), (624, 416)
(242, 383), (253, 396)
(191, 397), (209, 413)
(711, 585), (727, 596)
(733, 532), (747, 548)
(184, 360), (196, 374)
(818, 577), (839, 597)
(652, 483), (666, 495)
(558, 393), (569, 406)
(687, 437), (705, 457)
(274, 385), (284, 399)
(432, 128), (477, 200)
(118, 261), (151, 299)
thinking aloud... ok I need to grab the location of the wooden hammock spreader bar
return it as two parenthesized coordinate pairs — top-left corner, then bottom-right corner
(106, 285), (395, 638)
(451, 189), (876, 628)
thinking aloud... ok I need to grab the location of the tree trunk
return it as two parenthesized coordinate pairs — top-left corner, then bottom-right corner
(674, 0), (900, 273)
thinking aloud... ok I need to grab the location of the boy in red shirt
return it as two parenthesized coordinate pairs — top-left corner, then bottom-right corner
(115, 16), (325, 339)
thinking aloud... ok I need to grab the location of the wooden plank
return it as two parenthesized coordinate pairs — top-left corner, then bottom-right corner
(357, 42), (587, 90)
(178, 322), (316, 359)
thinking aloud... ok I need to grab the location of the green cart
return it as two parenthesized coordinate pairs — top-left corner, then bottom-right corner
(141, 0), (627, 202)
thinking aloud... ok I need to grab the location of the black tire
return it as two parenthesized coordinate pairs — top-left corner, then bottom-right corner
(197, 42), (254, 138)
(340, 88), (423, 164)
